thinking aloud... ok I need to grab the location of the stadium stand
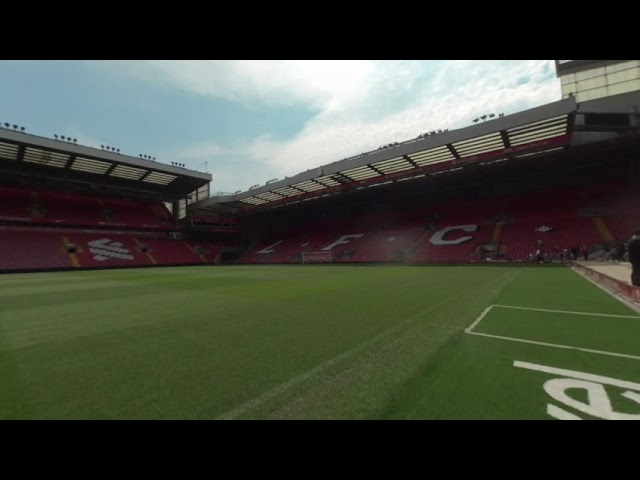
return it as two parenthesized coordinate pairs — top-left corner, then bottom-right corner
(235, 183), (640, 264)
(0, 186), (33, 221)
(6, 180), (638, 271)
(136, 238), (202, 265)
(0, 187), (174, 228)
(2, 82), (639, 273)
(0, 226), (222, 272)
(0, 228), (70, 270)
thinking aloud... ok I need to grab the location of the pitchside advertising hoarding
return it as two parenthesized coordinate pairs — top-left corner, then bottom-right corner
(573, 262), (640, 307)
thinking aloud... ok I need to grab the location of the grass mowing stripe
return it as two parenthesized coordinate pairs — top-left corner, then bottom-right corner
(216, 296), (457, 420)
(0, 322), (32, 419)
(3, 286), (258, 350)
(0, 280), (140, 297)
(219, 270), (518, 418)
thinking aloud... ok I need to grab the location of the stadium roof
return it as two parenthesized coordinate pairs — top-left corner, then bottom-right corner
(0, 129), (211, 200)
(554, 60), (635, 76)
(193, 97), (579, 215)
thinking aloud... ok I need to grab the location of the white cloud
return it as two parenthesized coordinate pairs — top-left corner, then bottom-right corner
(114, 60), (562, 192)
(177, 142), (225, 161)
(111, 60), (376, 110)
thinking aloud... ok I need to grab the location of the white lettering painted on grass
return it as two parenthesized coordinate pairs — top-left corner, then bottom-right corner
(322, 234), (364, 251)
(257, 240), (283, 254)
(547, 403), (582, 420)
(544, 379), (615, 419)
(514, 360), (640, 420)
(429, 225), (477, 246)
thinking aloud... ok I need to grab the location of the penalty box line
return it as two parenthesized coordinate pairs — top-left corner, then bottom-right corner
(465, 304), (640, 361)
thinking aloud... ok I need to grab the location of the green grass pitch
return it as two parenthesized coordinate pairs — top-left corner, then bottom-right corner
(1, 264), (639, 419)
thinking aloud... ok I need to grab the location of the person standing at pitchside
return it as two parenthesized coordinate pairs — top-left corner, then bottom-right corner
(627, 229), (640, 287)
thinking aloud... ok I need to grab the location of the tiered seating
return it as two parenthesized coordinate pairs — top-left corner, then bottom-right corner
(498, 188), (597, 260)
(5, 181), (640, 271)
(101, 198), (166, 227)
(152, 203), (175, 226)
(140, 238), (203, 264)
(236, 184), (640, 264)
(0, 186), (32, 221)
(66, 232), (151, 268)
(0, 187), (174, 228)
(242, 232), (334, 264)
(604, 216), (638, 241)
(39, 191), (102, 225)
(595, 188), (640, 240)
(0, 229), (70, 270)
(500, 219), (602, 260)
(348, 226), (423, 262)
(409, 199), (500, 263)
(187, 241), (220, 263)
(239, 216), (368, 264)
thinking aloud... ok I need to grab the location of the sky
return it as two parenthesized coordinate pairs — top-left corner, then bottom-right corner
(0, 60), (561, 194)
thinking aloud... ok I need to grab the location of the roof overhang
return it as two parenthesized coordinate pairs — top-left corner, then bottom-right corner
(0, 129), (211, 200)
(193, 97), (578, 215)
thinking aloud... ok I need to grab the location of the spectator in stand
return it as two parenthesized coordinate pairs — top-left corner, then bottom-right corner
(627, 230), (640, 287)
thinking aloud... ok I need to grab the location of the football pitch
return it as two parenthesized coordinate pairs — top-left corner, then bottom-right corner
(1, 264), (639, 420)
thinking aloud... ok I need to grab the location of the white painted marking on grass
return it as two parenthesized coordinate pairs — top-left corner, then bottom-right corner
(515, 361), (640, 420)
(465, 305), (494, 333)
(547, 404), (582, 420)
(468, 331), (640, 361)
(514, 361), (640, 390)
(493, 304), (640, 319)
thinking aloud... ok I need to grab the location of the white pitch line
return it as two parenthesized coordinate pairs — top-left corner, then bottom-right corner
(492, 304), (640, 319)
(465, 305), (494, 333)
(467, 331), (640, 361)
(514, 361), (640, 391)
